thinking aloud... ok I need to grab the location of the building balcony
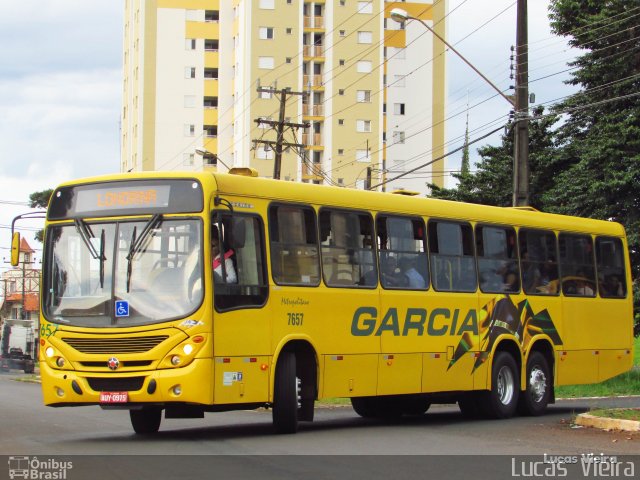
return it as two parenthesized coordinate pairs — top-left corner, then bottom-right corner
(302, 104), (324, 116)
(203, 108), (218, 124)
(302, 133), (323, 147)
(304, 16), (324, 29)
(303, 45), (324, 58)
(303, 74), (323, 87)
(204, 80), (219, 97)
(302, 163), (324, 180)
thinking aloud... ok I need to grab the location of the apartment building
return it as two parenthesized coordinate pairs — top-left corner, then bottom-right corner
(121, 0), (446, 193)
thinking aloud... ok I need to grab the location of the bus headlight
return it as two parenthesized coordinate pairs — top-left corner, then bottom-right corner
(56, 357), (66, 368)
(160, 334), (207, 369)
(182, 344), (193, 355)
(171, 355), (181, 366)
(45, 347), (55, 358)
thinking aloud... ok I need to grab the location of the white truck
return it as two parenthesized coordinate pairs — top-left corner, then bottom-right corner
(0, 324), (35, 374)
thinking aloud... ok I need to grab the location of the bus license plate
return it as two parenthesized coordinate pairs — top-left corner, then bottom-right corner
(99, 391), (129, 403)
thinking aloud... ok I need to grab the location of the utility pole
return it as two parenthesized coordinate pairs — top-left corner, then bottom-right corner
(254, 86), (309, 180)
(513, 0), (530, 206)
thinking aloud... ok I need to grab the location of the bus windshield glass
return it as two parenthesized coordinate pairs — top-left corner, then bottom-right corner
(44, 218), (203, 327)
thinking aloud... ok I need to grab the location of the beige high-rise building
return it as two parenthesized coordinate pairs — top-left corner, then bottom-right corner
(121, 0), (446, 193)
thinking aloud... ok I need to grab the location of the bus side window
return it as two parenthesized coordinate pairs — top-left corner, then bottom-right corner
(519, 229), (559, 295)
(595, 236), (627, 298)
(559, 233), (596, 297)
(477, 225), (520, 294)
(320, 209), (376, 288)
(428, 220), (476, 292)
(377, 215), (428, 290)
(268, 204), (320, 286)
(213, 214), (268, 311)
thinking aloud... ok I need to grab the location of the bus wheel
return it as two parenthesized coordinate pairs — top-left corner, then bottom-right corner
(481, 352), (519, 419)
(458, 394), (482, 419)
(518, 351), (551, 416)
(400, 395), (431, 416)
(130, 407), (162, 434)
(273, 351), (298, 434)
(351, 397), (379, 418)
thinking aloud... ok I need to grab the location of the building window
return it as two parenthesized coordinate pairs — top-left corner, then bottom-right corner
(340, 0), (346, 6)
(205, 10), (219, 22)
(259, 27), (274, 40)
(356, 149), (369, 162)
(357, 61), (372, 73)
(339, 30), (346, 37)
(357, 1), (373, 14)
(357, 90), (371, 103)
(184, 124), (195, 136)
(185, 67), (196, 79)
(357, 31), (372, 44)
(185, 39), (196, 50)
(356, 120), (371, 132)
(393, 74), (406, 87)
(258, 56), (275, 69)
(204, 39), (219, 51)
(259, 0), (275, 9)
(204, 68), (218, 79)
(394, 103), (406, 115)
(338, 119), (344, 125)
(183, 153), (195, 166)
(393, 131), (405, 144)
(339, 59), (345, 66)
(286, 27), (293, 35)
(338, 149), (344, 155)
(338, 89), (345, 96)
(286, 57), (292, 64)
(257, 147), (273, 159)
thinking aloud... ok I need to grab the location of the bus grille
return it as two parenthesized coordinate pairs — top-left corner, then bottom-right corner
(87, 376), (145, 392)
(61, 336), (169, 354)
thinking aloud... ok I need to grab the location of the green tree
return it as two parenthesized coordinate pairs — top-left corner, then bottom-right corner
(548, 0), (640, 333)
(29, 189), (53, 243)
(430, 106), (559, 208)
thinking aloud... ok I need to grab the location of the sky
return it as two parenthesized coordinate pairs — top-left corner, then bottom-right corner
(0, 0), (577, 279)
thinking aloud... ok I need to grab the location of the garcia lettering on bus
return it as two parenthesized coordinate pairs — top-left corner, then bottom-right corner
(351, 306), (478, 337)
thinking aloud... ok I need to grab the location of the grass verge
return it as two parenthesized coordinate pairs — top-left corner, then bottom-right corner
(588, 408), (640, 422)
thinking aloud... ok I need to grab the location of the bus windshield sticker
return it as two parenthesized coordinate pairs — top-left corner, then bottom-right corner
(115, 300), (130, 318)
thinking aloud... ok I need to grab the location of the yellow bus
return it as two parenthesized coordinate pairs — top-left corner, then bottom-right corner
(12, 170), (634, 434)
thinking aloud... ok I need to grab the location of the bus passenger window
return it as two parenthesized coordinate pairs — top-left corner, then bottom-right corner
(476, 225), (519, 294)
(559, 233), (596, 297)
(377, 215), (428, 290)
(428, 221), (476, 292)
(212, 213), (268, 311)
(269, 205), (320, 286)
(595, 237), (626, 298)
(319, 209), (376, 288)
(519, 229), (559, 295)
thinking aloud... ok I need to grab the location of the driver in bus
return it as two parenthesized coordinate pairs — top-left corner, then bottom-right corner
(212, 229), (237, 283)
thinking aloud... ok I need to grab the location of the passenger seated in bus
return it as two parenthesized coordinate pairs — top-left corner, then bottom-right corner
(212, 230), (237, 284)
(601, 274), (624, 297)
(380, 255), (407, 288)
(521, 250), (541, 292)
(503, 271), (519, 292)
(399, 257), (426, 289)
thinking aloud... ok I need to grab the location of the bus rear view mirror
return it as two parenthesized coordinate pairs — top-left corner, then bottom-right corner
(10, 232), (20, 266)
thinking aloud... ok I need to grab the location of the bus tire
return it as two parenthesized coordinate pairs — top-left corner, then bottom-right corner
(351, 397), (379, 418)
(273, 351), (298, 434)
(130, 407), (162, 434)
(481, 352), (519, 419)
(458, 394), (482, 419)
(518, 351), (551, 416)
(399, 395), (431, 416)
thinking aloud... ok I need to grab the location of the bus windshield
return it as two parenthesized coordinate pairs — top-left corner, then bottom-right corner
(43, 218), (203, 327)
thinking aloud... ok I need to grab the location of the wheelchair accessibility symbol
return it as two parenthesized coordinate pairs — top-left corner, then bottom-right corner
(115, 300), (129, 317)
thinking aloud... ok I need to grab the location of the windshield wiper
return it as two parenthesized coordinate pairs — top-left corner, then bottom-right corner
(126, 214), (162, 292)
(74, 219), (106, 288)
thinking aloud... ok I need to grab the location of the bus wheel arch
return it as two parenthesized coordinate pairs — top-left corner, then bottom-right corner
(272, 340), (318, 433)
(481, 340), (521, 419)
(519, 340), (554, 416)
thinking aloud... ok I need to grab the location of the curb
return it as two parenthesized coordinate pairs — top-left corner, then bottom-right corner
(575, 413), (640, 432)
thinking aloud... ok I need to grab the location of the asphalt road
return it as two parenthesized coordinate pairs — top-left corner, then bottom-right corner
(1, 372), (638, 480)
